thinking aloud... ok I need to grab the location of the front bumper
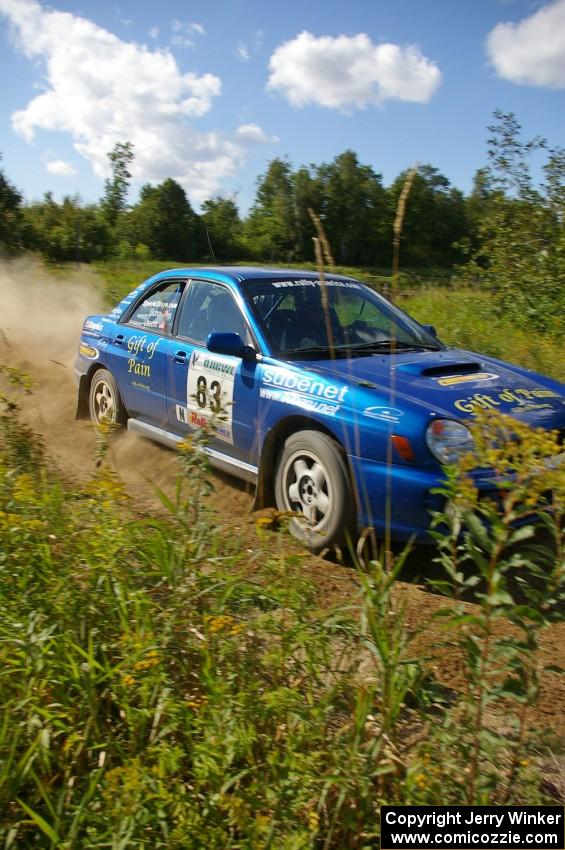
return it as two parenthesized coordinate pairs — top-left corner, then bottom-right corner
(348, 455), (446, 542)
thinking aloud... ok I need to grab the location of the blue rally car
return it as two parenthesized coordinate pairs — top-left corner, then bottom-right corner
(75, 267), (565, 552)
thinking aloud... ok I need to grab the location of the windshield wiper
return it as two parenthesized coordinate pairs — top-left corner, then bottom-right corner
(348, 339), (442, 353)
(283, 339), (442, 358)
(283, 344), (342, 357)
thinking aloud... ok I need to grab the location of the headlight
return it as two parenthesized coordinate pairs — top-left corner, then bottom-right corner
(426, 419), (474, 465)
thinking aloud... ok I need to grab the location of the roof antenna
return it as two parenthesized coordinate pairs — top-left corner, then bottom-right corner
(205, 227), (216, 262)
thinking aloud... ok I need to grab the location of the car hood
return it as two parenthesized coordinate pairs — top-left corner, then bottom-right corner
(289, 348), (565, 429)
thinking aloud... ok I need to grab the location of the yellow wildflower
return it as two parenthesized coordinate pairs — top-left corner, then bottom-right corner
(307, 810), (320, 831)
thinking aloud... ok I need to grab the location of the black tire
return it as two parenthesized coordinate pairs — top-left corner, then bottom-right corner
(274, 430), (355, 553)
(88, 369), (126, 426)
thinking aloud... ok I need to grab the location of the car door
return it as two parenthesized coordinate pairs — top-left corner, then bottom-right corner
(165, 279), (260, 465)
(105, 278), (186, 426)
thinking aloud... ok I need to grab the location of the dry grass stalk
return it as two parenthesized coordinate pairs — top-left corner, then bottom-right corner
(308, 207), (335, 268)
(385, 165), (417, 568)
(391, 165), (417, 301)
(312, 235), (335, 352)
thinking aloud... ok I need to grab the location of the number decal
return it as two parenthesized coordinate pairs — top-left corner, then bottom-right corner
(194, 376), (223, 413)
(185, 351), (237, 444)
(196, 375), (207, 409)
(210, 380), (222, 414)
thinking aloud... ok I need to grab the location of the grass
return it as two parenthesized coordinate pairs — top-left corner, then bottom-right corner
(400, 286), (564, 383)
(0, 376), (564, 846)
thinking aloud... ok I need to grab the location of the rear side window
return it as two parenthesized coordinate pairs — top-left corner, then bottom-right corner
(127, 280), (186, 334)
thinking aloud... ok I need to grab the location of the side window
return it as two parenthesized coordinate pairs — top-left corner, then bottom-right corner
(128, 280), (186, 334)
(176, 280), (251, 345)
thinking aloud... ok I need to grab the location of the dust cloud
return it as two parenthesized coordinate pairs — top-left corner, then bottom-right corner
(0, 256), (104, 369)
(0, 257), (254, 514)
(0, 257), (108, 464)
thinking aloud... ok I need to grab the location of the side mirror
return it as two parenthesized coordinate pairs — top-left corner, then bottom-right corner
(207, 332), (256, 360)
(421, 323), (438, 339)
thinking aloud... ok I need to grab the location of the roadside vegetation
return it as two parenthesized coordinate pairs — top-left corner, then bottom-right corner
(0, 372), (563, 847)
(400, 287), (564, 383)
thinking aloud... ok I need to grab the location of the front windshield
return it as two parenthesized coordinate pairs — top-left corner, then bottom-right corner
(245, 277), (442, 357)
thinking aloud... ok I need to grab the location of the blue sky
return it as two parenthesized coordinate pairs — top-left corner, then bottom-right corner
(0, 0), (564, 213)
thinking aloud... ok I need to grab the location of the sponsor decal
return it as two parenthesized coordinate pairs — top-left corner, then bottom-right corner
(200, 356), (236, 376)
(363, 405), (404, 423)
(79, 342), (99, 360)
(271, 278), (360, 289)
(126, 334), (160, 358)
(436, 372), (498, 387)
(84, 319), (104, 333)
(262, 367), (348, 403)
(186, 351), (237, 443)
(125, 334), (160, 379)
(136, 296), (177, 331)
(128, 360), (150, 377)
(176, 405), (207, 428)
(260, 387), (340, 417)
(454, 386), (560, 415)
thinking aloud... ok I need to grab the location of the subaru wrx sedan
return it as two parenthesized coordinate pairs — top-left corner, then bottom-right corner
(75, 267), (565, 551)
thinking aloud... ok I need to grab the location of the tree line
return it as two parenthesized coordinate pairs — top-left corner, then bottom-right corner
(0, 112), (563, 328)
(0, 142), (469, 268)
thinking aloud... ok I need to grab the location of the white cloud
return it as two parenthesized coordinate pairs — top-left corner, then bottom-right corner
(236, 41), (249, 62)
(171, 19), (206, 48)
(267, 30), (441, 110)
(236, 124), (279, 144)
(171, 18), (206, 35)
(486, 0), (565, 88)
(171, 34), (195, 49)
(237, 30), (264, 62)
(148, 25), (159, 39)
(45, 158), (78, 176)
(115, 6), (132, 28)
(0, 0), (245, 203)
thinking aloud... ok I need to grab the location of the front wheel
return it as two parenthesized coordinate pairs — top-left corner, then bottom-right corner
(274, 430), (355, 553)
(88, 369), (126, 426)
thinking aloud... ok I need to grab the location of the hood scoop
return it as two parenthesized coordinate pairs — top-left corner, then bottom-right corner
(396, 358), (484, 378)
(421, 362), (483, 378)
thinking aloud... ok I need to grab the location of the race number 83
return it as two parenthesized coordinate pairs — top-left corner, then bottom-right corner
(196, 375), (222, 414)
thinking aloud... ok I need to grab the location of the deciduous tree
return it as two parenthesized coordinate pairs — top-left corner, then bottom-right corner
(0, 154), (25, 254)
(130, 178), (199, 260)
(101, 141), (134, 227)
(201, 197), (242, 260)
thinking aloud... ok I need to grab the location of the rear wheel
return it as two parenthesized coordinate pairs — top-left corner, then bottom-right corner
(88, 369), (126, 425)
(274, 430), (355, 553)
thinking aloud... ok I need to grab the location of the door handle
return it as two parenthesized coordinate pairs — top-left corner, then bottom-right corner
(174, 351), (188, 364)
(114, 334), (125, 346)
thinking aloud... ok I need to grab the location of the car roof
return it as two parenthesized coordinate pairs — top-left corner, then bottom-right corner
(153, 266), (360, 286)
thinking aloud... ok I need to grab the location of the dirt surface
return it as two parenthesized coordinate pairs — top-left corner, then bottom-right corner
(1, 258), (564, 742)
